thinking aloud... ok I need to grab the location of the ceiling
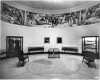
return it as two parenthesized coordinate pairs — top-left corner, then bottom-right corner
(15, 1), (83, 10)
(3, 0), (100, 10)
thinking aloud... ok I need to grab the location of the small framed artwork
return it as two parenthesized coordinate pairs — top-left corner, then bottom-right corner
(57, 37), (62, 43)
(44, 37), (50, 43)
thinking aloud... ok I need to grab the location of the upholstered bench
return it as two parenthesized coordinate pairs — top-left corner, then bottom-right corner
(28, 47), (44, 54)
(17, 53), (29, 67)
(62, 47), (78, 53)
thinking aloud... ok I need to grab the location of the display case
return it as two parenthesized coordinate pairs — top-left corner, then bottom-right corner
(6, 36), (23, 57)
(82, 36), (99, 58)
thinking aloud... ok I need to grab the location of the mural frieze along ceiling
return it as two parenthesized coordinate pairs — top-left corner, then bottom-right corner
(1, 0), (100, 27)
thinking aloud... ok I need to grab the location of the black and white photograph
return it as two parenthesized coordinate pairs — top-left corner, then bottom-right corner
(0, 0), (100, 79)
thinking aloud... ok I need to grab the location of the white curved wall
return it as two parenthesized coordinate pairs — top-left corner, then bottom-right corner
(0, 21), (1, 50)
(1, 20), (100, 53)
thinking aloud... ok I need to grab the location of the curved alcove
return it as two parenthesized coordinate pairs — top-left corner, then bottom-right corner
(0, 1), (100, 79)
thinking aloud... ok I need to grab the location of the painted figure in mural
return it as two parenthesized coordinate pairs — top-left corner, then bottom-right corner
(1, 3), (25, 25)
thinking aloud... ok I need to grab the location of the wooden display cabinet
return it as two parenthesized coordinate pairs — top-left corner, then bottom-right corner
(6, 36), (23, 57)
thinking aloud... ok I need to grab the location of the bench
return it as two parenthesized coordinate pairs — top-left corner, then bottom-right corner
(17, 53), (29, 67)
(62, 47), (78, 53)
(28, 47), (44, 54)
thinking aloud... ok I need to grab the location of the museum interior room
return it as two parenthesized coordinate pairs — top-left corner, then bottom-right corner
(0, 0), (100, 79)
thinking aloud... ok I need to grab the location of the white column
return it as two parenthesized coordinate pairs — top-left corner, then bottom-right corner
(24, 10), (27, 25)
(82, 9), (88, 24)
(79, 10), (82, 24)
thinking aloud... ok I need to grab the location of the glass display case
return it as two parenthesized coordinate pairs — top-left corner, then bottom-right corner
(82, 36), (99, 58)
(6, 36), (23, 57)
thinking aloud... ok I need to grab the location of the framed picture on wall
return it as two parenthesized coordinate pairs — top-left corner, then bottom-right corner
(57, 37), (62, 43)
(44, 37), (50, 43)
